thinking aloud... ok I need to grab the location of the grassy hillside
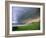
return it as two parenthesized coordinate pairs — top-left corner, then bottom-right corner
(12, 22), (40, 31)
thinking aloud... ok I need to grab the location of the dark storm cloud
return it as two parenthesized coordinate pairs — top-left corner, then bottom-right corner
(12, 6), (40, 24)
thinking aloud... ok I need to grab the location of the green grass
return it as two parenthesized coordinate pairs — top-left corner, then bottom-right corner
(12, 22), (40, 31)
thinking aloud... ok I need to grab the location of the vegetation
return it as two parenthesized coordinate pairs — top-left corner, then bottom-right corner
(12, 22), (40, 31)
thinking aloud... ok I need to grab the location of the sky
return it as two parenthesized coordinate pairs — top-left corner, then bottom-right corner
(12, 6), (40, 24)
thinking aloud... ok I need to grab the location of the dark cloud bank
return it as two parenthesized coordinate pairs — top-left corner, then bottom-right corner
(12, 7), (40, 25)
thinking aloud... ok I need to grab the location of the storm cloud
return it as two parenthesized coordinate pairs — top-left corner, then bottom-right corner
(12, 7), (40, 24)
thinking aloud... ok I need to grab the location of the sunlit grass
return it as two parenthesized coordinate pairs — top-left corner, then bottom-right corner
(12, 22), (40, 31)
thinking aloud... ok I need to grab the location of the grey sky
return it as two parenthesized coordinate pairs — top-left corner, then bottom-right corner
(12, 6), (40, 24)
